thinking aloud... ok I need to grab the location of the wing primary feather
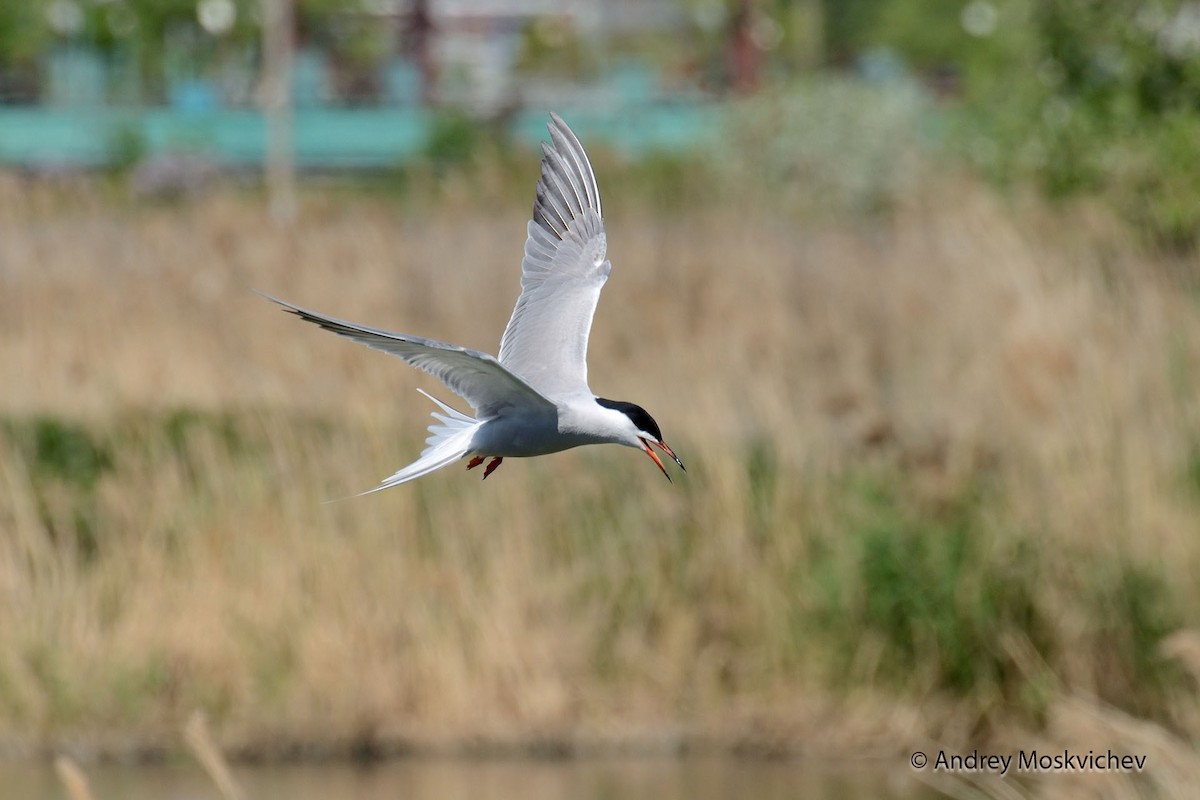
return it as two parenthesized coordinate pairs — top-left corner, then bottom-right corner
(543, 144), (586, 216)
(536, 144), (571, 234)
(541, 169), (578, 234)
(543, 160), (580, 221)
(548, 112), (600, 216)
(539, 169), (575, 234)
(533, 194), (567, 237)
(546, 127), (591, 214)
(533, 201), (564, 238)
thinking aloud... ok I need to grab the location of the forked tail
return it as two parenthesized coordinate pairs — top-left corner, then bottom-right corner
(359, 389), (480, 494)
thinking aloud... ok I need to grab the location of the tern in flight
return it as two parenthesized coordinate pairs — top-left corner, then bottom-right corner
(262, 113), (685, 492)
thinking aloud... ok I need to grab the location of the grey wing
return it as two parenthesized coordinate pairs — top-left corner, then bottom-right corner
(261, 294), (555, 419)
(498, 112), (611, 399)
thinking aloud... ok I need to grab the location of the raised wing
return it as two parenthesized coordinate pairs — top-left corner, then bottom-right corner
(261, 294), (555, 419)
(498, 112), (611, 399)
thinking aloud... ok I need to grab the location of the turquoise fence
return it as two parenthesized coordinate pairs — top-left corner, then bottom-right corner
(0, 46), (723, 168)
(0, 105), (722, 169)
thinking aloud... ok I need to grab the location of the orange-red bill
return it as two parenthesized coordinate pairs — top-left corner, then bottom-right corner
(641, 438), (671, 481)
(650, 440), (685, 471)
(643, 438), (681, 482)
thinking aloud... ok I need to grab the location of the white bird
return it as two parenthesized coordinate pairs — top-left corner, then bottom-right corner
(262, 113), (684, 493)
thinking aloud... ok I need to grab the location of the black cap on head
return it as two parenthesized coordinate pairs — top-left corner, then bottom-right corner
(596, 397), (663, 441)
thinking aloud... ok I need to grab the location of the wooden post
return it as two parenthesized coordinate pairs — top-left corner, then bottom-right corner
(728, 0), (762, 94)
(409, 0), (436, 105)
(262, 0), (296, 224)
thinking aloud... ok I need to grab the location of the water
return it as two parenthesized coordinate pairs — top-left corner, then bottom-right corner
(1, 756), (943, 799)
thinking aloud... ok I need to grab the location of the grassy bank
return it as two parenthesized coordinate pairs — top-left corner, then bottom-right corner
(1, 159), (1199, 783)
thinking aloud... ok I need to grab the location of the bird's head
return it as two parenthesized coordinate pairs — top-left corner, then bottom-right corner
(595, 398), (685, 481)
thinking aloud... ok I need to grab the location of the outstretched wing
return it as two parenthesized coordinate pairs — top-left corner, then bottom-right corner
(261, 294), (555, 419)
(498, 112), (611, 400)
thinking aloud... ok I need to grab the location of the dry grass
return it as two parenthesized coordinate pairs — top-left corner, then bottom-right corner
(0, 163), (1199, 779)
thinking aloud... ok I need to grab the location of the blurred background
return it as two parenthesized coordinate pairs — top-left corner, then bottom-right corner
(3, 1), (1200, 798)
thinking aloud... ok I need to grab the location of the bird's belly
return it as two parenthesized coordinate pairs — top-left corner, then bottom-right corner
(471, 415), (584, 458)
(468, 417), (561, 453)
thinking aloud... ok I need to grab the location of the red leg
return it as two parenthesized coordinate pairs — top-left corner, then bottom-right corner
(466, 456), (484, 471)
(482, 457), (503, 479)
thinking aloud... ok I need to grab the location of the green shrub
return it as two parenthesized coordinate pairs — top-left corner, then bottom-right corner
(800, 468), (1181, 723)
(810, 476), (1051, 705)
(953, 0), (1200, 250)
